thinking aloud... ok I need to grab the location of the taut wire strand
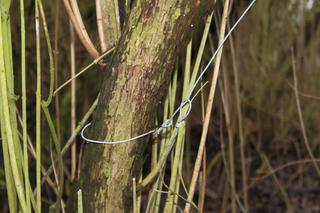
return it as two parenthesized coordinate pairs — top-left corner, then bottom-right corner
(80, 0), (257, 145)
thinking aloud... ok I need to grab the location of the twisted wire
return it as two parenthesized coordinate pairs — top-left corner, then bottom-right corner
(80, 0), (256, 145)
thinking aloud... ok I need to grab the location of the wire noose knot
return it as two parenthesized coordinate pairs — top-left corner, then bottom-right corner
(80, 0), (256, 145)
(155, 119), (173, 135)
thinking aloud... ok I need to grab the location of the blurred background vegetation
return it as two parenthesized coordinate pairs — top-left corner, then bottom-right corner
(1, 0), (320, 212)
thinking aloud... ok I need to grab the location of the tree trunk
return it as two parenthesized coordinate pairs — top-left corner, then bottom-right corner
(79, 1), (212, 212)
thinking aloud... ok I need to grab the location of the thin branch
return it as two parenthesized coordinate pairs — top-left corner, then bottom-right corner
(40, 97), (99, 185)
(286, 80), (320, 101)
(96, 0), (107, 52)
(291, 50), (320, 175)
(229, 22), (248, 212)
(252, 158), (320, 182)
(69, 0), (98, 56)
(53, 47), (114, 95)
(70, 20), (77, 181)
(62, 0), (99, 59)
(260, 153), (294, 212)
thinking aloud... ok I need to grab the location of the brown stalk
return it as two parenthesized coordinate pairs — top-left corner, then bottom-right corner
(229, 25), (249, 212)
(291, 50), (320, 175)
(184, 0), (230, 211)
(96, 0), (107, 52)
(220, 70), (236, 213)
(62, 0), (99, 59)
(69, 0), (98, 55)
(70, 20), (77, 181)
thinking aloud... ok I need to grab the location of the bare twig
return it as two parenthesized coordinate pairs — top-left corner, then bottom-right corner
(291, 50), (320, 175)
(252, 158), (320, 182)
(62, 0), (99, 59)
(53, 47), (114, 95)
(220, 74), (236, 213)
(70, 20), (77, 181)
(96, 0), (107, 52)
(229, 23), (248, 212)
(286, 80), (320, 101)
(40, 97), (99, 185)
(69, 0), (98, 55)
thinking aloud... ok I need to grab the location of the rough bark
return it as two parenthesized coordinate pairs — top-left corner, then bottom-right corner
(79, 1), (213, 212)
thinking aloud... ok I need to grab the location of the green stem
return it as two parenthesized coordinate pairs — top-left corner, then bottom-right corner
(77, 190), (83, 213)
(40, 97), (98, 186)
(20, 0), (31, 211)
(39, 0), (54, 107)
(2, 4), (23, 180)
(164, 15), (213, 211)
(41, 104), (64, 209)
(189, 13), (213, 88)
(35, 0), (42, 211)
(149, 66), (178, 212)
(0, 6), (17, 213)
(0, 11), (27, 211)
(0, 93), (17, 213)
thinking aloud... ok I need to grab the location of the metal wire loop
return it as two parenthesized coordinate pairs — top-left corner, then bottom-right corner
(80, 0), (256, 145)
(176, 99), (192, 128)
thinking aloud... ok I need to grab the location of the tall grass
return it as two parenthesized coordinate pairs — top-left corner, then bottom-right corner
(1, 0), (319, 212)
(0, 1), (27, 211)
